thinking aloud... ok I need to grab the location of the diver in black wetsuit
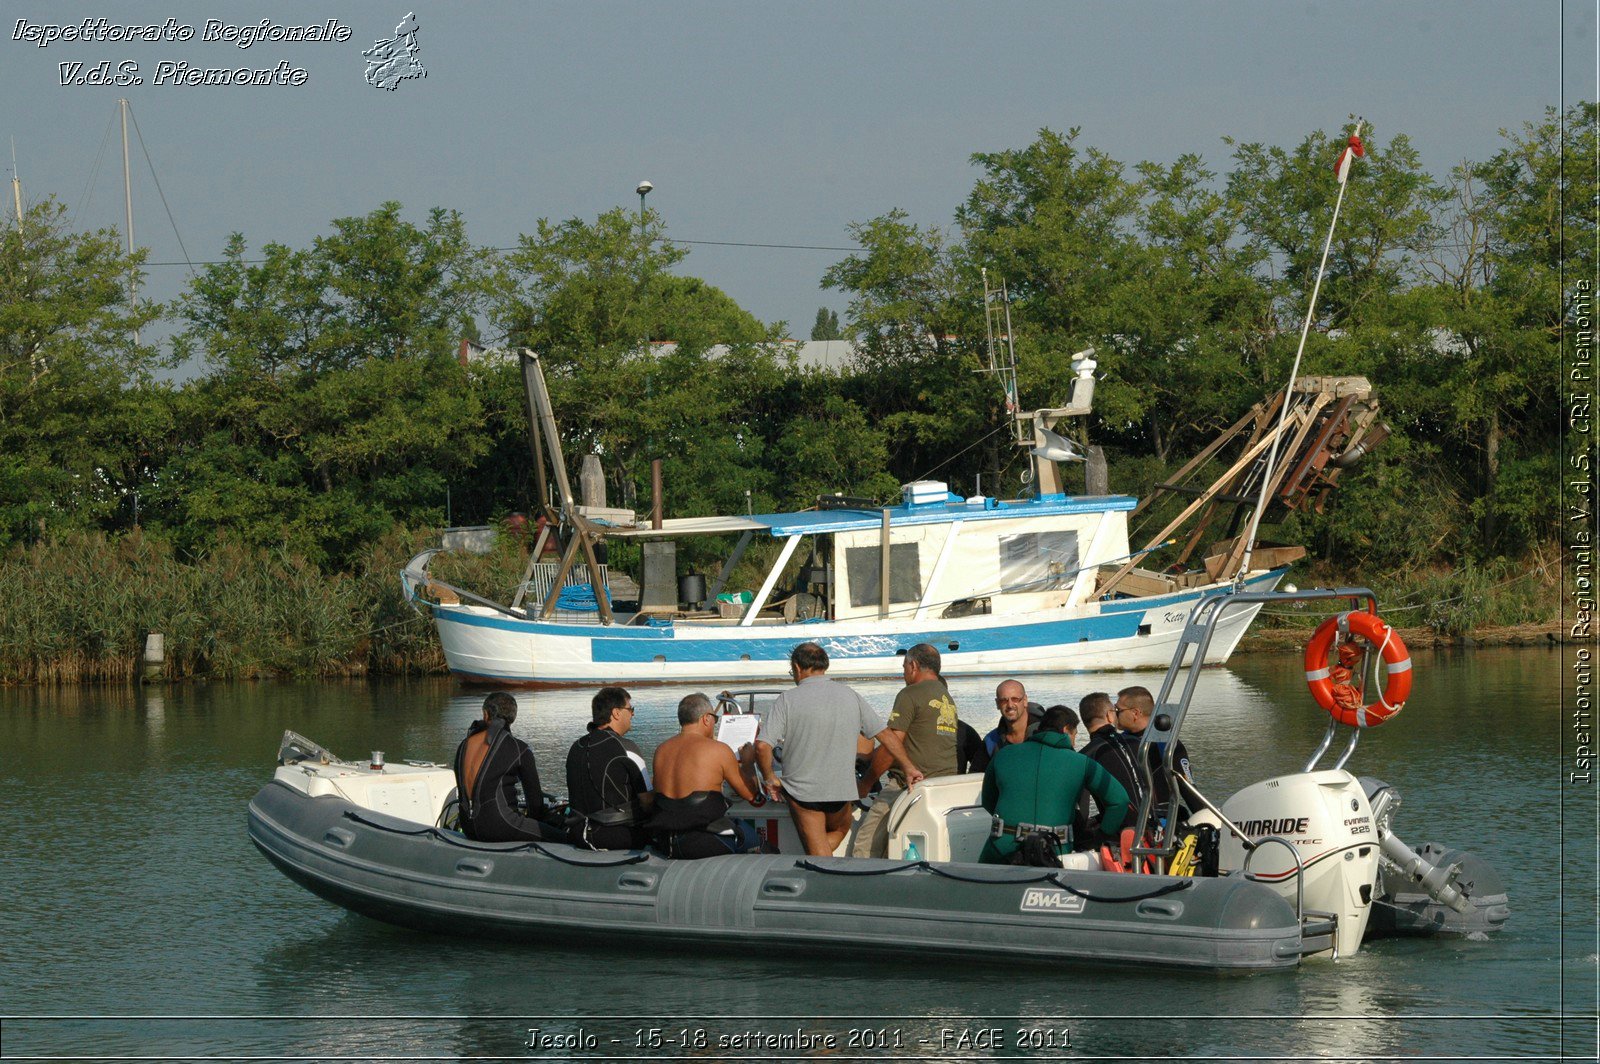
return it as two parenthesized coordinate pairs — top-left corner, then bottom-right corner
(453, 692), (563, 842)
(1110, 685), (1192, 827)
(565, 686), (653, 850)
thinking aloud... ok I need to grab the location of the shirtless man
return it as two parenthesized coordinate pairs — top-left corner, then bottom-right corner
(648, 693), (764, 858)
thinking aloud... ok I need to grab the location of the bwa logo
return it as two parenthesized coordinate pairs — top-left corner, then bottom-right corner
(1020, 888), (1086, 914)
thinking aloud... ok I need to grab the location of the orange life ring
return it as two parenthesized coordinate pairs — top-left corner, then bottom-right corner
(1303, 610), (1412, 727)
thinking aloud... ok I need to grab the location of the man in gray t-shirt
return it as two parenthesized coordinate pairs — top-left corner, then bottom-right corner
(757, 642), (923, 856)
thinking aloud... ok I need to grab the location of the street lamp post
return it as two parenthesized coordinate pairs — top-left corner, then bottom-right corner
(635, 180), (655, 495)
(635, 179), (652, 353)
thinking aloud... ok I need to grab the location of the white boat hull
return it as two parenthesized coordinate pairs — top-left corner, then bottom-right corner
(421, 569), (1287, 687)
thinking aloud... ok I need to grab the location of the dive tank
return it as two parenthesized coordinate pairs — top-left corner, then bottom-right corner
(1218, 769), (1380, 958)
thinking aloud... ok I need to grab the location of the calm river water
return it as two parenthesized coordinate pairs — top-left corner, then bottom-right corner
(1, 647), (1593, 1062)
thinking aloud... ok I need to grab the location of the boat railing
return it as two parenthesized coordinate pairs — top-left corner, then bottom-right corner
(714, 689), (787, 716)
(401, 549), (533, 621)
(1241, 835), (1308, 922)
(1129, 585), (1381, 867)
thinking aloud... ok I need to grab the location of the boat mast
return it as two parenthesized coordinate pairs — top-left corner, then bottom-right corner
(1235, 119), (1364, 581)
(119, 98), (138, 345)
(518, 350), (613, 624)
(9, 138), (21, 234)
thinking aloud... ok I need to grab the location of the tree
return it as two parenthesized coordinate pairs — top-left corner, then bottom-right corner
(809, 306), (842, 340)
(176, 202), (488, 378)
(1116, 153), (1267, 462)
(1411, 103), (1595, 554)
(165, 203), (494, 564)
(822, 210), (995, 491)
(0, 198), (167, 544)
(1225, 124), (1444, 342)
(958, 129), (1148, 422)
(487, 208), (779, 517)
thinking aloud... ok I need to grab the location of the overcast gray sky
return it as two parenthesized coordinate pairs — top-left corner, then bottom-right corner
(3, 1), (1594, 347)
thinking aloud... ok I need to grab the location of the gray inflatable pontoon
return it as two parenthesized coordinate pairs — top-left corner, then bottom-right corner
(248, 777), (1312, 972)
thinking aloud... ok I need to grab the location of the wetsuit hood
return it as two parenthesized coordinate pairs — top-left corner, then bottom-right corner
(1027, 730), (1075, 750)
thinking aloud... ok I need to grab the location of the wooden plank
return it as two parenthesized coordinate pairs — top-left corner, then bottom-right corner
(1100, 408), (1308, 596)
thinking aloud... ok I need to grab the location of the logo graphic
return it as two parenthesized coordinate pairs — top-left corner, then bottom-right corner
(363, 12), (425, 90)
(1019, 887), (1086, 914)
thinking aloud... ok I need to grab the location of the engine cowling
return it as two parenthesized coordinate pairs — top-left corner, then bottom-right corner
(1219, 769), (1380, 958)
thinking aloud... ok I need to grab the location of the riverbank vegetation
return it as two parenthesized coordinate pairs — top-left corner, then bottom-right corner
(0, 107), (1589, 682)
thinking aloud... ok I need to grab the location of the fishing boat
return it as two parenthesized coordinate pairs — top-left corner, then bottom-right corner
(403, 347), (1382, 688)
(247, 586), (1508, 971)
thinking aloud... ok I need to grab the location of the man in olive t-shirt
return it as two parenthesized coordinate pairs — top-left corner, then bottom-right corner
(851, 643), (959, 857)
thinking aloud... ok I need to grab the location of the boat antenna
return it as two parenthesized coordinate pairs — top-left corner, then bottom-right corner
(1236, 118), (1365, 582)
(979, 269), (1025, 444)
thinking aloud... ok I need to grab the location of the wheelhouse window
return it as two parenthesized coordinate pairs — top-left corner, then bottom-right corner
(997, 530), (1079, 593)
(844, 543), (923, 608)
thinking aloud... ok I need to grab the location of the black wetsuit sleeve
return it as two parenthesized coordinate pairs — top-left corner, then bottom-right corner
(516, 744), (547, 818)
(958, 722), (990, 774)
(1085, 758), (1129, 838)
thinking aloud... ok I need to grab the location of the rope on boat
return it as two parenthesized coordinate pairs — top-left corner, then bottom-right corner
(1050, 874), (1193, 903)
(796, 858), (925, 876)
(796, 858), (1064, 885)
(339, 809), (650, 866)
(527, 842), (650, 867)
(923, 863), (1065, 885)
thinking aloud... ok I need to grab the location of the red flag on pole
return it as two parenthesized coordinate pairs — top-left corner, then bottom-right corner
(1334, 133), (1366, 185)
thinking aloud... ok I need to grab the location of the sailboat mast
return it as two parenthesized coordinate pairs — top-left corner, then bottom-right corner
(9, 138), (21, 234)
(119, 98), (138, 344)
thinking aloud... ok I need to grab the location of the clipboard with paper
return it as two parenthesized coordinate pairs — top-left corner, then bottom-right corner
(715, 713), (759, 754)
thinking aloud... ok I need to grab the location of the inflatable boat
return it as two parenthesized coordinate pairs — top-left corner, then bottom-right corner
(247, 589), (1508, 971)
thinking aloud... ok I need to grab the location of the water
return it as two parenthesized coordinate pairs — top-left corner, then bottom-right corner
(1, 648), (1593, 1062)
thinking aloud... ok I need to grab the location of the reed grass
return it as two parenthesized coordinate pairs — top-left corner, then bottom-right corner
(0, 529), (444, 684)
(1257, 544), (1561, 637)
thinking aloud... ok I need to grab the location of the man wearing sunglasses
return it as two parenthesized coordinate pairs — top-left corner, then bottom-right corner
(566, 686), (653, 850)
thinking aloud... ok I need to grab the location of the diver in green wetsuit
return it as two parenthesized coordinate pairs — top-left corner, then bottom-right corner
(979, 705), (1130, 865)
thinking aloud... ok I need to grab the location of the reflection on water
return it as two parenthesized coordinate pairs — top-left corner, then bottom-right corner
(0, 647), (1591, 1060)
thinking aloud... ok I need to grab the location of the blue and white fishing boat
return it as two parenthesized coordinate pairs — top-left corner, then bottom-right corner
(405, 347), (1380, 687)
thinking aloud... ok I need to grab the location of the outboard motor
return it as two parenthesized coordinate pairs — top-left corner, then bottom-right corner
(1218, 769), (1380, 959)
(1361, 777), (1510, 938)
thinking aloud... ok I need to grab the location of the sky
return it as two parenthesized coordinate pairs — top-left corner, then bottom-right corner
(1, 1), (1594, 354)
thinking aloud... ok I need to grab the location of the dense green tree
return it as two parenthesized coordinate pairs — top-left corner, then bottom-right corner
(1415, 103), (1595, 554)
(485, 208), (782, 521)
(772, 383), (900, 505)
(821, 210), (996, 493)
(164, 203), (493, 564)
(1226, 125), (1443, 336)
(1118, 154), (1268, 461)
(0, 198), (167, 544)
(958, 129), (1148, 423)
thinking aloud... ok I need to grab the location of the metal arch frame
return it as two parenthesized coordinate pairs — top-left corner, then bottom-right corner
(1127, 586), (1381, 866)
